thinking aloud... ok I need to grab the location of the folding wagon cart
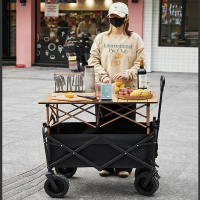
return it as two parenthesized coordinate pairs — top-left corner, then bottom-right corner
(39, 76), (165, 198)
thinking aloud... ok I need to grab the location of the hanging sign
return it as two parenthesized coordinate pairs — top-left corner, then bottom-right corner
(45, 0), (59, 17)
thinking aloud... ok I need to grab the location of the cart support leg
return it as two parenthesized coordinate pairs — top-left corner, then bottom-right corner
(96, 104), (100, 128)
(46, 104), (50, 134)
(146, 103), (150, 134)
(46, 172), (58, 190)
(56, 104), (59, 134)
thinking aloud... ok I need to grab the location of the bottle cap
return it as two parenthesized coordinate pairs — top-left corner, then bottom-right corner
(140, 59), (143, 66)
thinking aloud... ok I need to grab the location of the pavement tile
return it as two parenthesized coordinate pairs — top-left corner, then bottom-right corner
(2, 67), (198, 199)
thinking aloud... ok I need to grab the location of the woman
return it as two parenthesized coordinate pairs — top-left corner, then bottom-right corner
(88, 2), (146, 178)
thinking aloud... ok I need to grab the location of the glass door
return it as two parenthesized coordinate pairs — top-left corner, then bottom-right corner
(35, 0), (118, 65)
(2, 0), (16, 59)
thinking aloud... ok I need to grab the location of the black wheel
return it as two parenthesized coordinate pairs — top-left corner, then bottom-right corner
(134, 172), (159, 196)
(44, 174), (69, 198)
(55, 167), (77, 178)
(135, 168), (150, 178)
(155, 176), (159, 191)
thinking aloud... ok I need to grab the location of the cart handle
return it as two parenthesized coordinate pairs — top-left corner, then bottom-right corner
(160, 75), (165, 92)
(157, 76), (165, 129)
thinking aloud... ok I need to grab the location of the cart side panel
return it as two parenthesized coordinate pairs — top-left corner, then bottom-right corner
(49, 121), (154, 168)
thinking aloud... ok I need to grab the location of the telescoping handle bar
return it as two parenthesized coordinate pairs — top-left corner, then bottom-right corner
(157, 76), (165, 129)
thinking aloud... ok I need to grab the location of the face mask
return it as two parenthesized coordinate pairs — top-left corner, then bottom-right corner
(109, 17), (125, 27)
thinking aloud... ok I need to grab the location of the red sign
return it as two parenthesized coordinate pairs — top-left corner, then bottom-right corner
(45, 0), (58, 17)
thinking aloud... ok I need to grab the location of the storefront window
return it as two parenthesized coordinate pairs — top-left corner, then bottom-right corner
(36, 0), (125, 67)
(2, 0), (16, 58)
(159, 0), (198, 47)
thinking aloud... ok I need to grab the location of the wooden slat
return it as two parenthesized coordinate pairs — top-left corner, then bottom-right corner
(137, 99), (148, 103)
(112, 97), (119, 102)
(127, 99), (138, 103)
(51, 116), (71, 127)
(96, 106), (100, 126)
(73, 105), (94, 117)
(118, 98), (127, 102)
(100, 116), (122, 127)
(56, 104), (59, 134)
(123, 115), (146, 128)
(39, 91), (158, 104)
(39, 94), (52, 104)
(73, 116), (96, 128)
(100, 105), (146, 128)
(49, 99), (60, 103)
(148, 91), (157, 103)
(72, 104), (96, 116)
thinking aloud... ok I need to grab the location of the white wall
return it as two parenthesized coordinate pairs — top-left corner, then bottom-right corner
(143, 0), (198, 73)
(143, 0), (153, 72)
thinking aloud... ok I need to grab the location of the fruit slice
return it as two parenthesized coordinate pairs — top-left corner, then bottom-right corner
(142, 89), (150, 95)
(65, 93), (74, 98)
(118, 92), (124, 95)
(119, 84), (125, 88)
(130, 90), (140, 96)
(115, 86), (120, 93)
(115, 81), (123, 87)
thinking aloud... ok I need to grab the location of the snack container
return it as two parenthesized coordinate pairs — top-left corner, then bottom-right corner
(112, 79), (125, 93)
(94, 82), (116, 99)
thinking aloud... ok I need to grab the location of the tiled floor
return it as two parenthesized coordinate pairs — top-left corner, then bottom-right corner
(2, 66), (198, 200)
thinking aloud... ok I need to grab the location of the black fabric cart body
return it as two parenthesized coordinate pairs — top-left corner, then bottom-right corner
(39, 76), (165, 198)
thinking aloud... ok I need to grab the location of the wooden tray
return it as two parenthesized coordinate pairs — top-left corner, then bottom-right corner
(117, 91), (153, 100)
(51, 94), (99, 102)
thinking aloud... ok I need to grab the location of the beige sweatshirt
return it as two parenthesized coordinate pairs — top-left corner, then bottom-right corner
(88, 31), (146, 88)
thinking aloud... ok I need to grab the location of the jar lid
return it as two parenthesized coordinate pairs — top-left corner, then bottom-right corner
(85, 65), (94, 68)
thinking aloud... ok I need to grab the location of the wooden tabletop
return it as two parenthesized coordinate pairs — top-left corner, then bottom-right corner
(39, 92), (158, 104)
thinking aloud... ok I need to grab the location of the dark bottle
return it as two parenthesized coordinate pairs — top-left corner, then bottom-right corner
(137, 59), (147, 89)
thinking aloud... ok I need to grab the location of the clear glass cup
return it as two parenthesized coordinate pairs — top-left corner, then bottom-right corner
(94, 82), (116, 99)
(112, 79), (125, 93)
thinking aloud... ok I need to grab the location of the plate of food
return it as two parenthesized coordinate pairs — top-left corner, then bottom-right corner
(117, 88), (153, 100)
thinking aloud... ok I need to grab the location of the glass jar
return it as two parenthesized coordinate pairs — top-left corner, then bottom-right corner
(94, 82), (116, 99)
(112, 79), (125, 93)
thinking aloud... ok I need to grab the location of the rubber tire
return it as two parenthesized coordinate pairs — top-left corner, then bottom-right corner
(135, 168), (150, 178)
(154, 176), (160, 191)
(44, 174), (69, 198)
(134, 172), (159, 196)
(55, 167), (77, 178)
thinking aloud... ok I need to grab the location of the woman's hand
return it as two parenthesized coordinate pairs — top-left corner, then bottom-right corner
(112, 73), (127, 80)
(103, 77), (111, 83)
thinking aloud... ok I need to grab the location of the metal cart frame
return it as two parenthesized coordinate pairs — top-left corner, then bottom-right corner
(39, 76), (165, 198)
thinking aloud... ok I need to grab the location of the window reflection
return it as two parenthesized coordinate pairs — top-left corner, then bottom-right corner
(36, 0), (121, 64)
(160, 0), (198, 47)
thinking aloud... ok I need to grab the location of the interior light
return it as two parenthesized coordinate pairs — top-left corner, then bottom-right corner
(86, 0), (94, 7)
(105, 0), (112, 8)
(40, 2), (45, 12)
(68, 3), (77, 8)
